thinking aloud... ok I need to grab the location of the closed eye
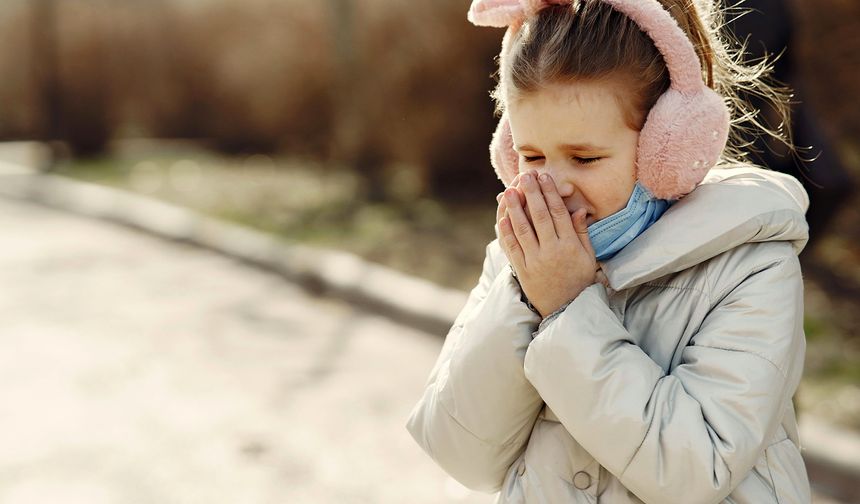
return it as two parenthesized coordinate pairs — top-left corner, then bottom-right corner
(521, 155), (602, 165)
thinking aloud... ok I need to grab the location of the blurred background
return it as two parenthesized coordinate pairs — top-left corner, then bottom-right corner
(0, 0), (858, 502)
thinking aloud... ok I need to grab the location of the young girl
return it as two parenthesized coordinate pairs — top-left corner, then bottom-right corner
(407, 1), (812, 503)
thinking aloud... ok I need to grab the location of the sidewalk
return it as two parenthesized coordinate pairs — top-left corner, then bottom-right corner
(0, 195), (494, 504)
(1, 141), (857, 503)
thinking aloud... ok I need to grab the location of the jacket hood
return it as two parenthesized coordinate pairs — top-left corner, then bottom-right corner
(600, 165), (810, 291)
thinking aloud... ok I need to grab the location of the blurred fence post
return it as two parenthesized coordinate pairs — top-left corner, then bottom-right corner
(328, 0), (357, 160)
(31, 0), (61, 169)
(327, 0), (387, 201)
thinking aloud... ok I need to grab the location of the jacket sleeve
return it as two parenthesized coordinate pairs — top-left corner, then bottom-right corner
(522, 252), (806, 504)
(405, 237), (544, 493)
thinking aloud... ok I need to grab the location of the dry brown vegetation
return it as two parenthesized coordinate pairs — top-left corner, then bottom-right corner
(2, 0), (507, 200)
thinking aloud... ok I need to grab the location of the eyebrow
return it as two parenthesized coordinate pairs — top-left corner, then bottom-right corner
(516, 143), (608, 151)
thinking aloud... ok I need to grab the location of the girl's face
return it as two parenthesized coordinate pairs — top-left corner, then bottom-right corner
(506, 79), (640, 227)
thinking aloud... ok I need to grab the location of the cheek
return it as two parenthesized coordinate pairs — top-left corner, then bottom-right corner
(615, 152), (638, 191)
(599, 161), (637, 213)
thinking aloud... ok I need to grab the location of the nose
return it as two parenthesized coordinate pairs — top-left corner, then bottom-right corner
(531, 164), (575, 198)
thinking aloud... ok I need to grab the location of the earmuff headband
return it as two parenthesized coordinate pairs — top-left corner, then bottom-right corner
(468, 0), (704, 93)
(468, 0), (731, 200)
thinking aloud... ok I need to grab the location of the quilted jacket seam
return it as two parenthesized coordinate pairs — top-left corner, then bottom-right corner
(435, 366), (534, 450)
(690, 344), (788, 379)
(436, 381), (509, 447)
(709, 257), (789, 307)
(763, 443), (783, 504)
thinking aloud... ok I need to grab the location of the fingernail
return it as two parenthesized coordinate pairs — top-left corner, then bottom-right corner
(496, 193), (503, 202)
(539, 173), (549, 182)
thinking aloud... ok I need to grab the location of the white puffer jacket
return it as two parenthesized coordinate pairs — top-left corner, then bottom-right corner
(406, 165), (812, 504)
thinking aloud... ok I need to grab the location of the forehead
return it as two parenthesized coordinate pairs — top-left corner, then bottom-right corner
(506, 80), (633, 150)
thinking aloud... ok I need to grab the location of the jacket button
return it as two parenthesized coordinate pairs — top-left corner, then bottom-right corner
(573, 470), (592, 490)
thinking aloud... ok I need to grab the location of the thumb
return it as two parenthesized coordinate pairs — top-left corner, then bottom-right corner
(572, 208), (596, 258)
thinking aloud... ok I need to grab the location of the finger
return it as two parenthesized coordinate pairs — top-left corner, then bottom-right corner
(511, 176), (527, 208)
(519, 171), (557, 244)
(499, 215), (525, 270)
(513, 179), (531, 229)
(504, 187), (539, 256)
(537, 173), (574, 240)
(507, 176), (529, 226)
(572, 208), (596, 258)
(513, 184), (533, 228)
(508, 174), (529, 225)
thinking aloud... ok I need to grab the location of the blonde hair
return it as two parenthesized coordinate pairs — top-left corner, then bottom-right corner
(490, 0), (796, 167)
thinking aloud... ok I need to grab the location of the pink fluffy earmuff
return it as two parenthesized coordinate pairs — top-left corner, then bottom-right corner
(468, 0), (731, 200)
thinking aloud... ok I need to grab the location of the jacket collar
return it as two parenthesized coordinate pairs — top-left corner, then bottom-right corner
(599, 165), (810, 291)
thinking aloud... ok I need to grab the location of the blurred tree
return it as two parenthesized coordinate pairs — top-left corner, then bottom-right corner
(31, 0), (111, 158)
(326, 0), (389, 202)
(31, 0), (61, 144)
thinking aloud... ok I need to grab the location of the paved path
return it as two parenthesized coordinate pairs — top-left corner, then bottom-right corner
(0, 196), (847, 503)
(0, 197), (491, 504)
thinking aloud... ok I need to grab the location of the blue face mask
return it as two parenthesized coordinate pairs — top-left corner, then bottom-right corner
(587, 180), (674, 262)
